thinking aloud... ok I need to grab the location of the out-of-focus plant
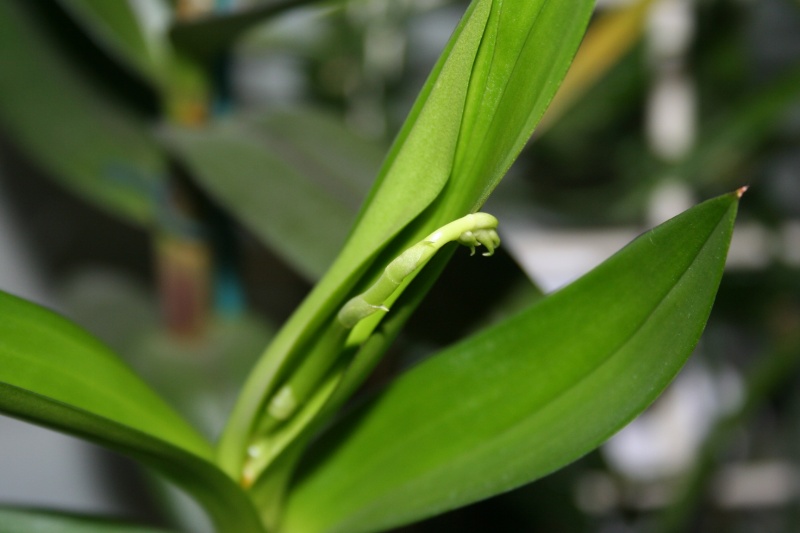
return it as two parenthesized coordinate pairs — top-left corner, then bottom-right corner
(0, 0), (752, 532)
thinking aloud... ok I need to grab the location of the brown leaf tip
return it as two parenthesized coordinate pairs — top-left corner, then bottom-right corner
(735, 185), (749, 199)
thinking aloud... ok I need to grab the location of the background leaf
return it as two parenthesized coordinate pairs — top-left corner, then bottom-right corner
(279, 191), (741, 533)
(0, 2), (164, 225)
(0, 291), (265, 533)
(163, 108), (384, 280)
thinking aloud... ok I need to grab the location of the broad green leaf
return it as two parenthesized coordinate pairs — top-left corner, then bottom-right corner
(56, 0), (166, 84)
(280, 191), (741, 533)
(0, 291), (265, 533)
(220, 0), (594, 476)
(0, 2), (164, 225)
(164, 108), (384, 281)
(0, 507), (172, 533)
(217, 0), (496, 475)
(442, 0), (598, 214)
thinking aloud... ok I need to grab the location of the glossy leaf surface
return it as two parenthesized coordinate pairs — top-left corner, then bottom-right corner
(0, 2), (164, 225)
(281, 191), (741, 533)
(0, 291), (265, 533)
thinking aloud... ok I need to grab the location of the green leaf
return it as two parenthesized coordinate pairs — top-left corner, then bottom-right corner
(164, 108), (384, 280)
(280, 191), (742, 533)
(0, 507), (172, 533)
(443, 0), (601, 214)
(0, 291), (265, 533)
(0, 290), (209, 456)
(56, 0), (166, 84)
(0, 2), (164, 225)
(219, 0), (594, 492)
(217, 0), (497, 478)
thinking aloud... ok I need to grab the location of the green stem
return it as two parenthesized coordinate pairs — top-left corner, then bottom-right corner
(338, 212), (499, 328)
(240, 213), (500, 487)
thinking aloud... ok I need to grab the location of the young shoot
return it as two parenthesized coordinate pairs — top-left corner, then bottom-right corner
(242, 213), (501, 485)
(338, 212), (500, 329)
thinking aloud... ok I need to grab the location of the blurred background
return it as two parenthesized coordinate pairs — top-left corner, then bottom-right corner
(0, 0), (799, 531)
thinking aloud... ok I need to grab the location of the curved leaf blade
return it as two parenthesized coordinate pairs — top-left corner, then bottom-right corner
(445, 0), (597, 213)
(217, 0), (493, 475)
(220, 0), (595, 481)
(0, 291), (265, 533)
(0, 290), (208, 456)
(321, 0), (495, 276)
(280, 191), (741, 533)
(169, 0), (320, 60)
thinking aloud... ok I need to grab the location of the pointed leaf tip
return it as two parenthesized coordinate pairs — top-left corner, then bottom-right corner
(736, 185), (749, 198)
(280, 192), (740, 533)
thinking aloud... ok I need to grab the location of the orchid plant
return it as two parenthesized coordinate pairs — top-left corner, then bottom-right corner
(0, 1), (742, 532)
